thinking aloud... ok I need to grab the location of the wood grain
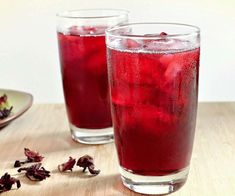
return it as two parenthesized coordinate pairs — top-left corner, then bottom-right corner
(0, 103), (235, 196)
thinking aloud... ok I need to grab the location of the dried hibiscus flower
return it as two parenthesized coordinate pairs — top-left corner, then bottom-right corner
(0, 107), (13, 120)
(77, 155), (100, 175)
(24, 148), (44, 162)
(160, 32), (168, 37)
(0, 94), (13, 120)
(58, 157), (76, 172)
(18, 163), (50, 181)
(0, 173), (21, 193)
(0, 94), (7, 104)
(14, 148), (44, 168)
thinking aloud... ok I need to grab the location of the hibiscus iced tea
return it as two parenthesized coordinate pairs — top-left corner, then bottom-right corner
(58, 27), (111, 128)
(106, 23), (200, 194)
(57, 9), (128, 144)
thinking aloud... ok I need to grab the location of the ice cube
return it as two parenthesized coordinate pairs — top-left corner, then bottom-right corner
(164, 62), (183, 79)
(68, 26), (106, 36)
(159, 54), (175, 68)
(124, 104), (177, 134)
(86, 50), (106, 75)
(162, 62), (183, 98)
(123, 39), (142, 50)
(112, 50), (164, 86)
(82, 26), (106, 35)
(111, 83), (156, 107)
(58, 33), (83, 63)
(143, 38), (192, 52)
(111, 83), (133, 107)
(143, 38), (174, 51)
(68, 26), (84, 35)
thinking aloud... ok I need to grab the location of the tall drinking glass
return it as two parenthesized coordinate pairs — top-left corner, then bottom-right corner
(57, 9), (128, 144)
(106, 23), (200, 194)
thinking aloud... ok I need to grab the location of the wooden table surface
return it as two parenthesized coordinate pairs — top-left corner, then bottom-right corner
(0, 103), (235, 196)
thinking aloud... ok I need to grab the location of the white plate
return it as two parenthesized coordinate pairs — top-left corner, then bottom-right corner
(0, 89), (33, 128)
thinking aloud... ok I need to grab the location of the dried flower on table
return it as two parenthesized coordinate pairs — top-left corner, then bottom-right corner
(18, 163), (50, 181)
(87, 164), (100, 175)
(58, 157), (76, 172)
(14, 160), (22, 168)
(14, 148), (44, 168)
(14, 160), (30, 168)
(24, 148), (44, 162)
(0, 173), (21, 193)
(77, 155), (100, 175)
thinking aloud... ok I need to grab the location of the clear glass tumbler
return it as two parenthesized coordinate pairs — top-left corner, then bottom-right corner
(106, 23), (200, 194)
(56, 9), (128, 144)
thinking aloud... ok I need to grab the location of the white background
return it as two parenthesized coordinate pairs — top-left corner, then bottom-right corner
(1, 0), (235, 103)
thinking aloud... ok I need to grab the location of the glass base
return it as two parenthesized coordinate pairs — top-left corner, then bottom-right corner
(70, 123), (114, 144)
(120, 166), (189, 195)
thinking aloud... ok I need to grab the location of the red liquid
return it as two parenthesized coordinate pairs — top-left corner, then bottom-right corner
(108, 46), (200, 176)
(58, 27), (112, 129)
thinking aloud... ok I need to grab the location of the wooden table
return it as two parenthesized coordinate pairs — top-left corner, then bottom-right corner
(0, 103), (235, 196)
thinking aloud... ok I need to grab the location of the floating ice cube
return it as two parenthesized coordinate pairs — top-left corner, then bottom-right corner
(86, 50), (106, 75)
(82, 26), (106, 35)
(143, 38), (192, 53)
(164, 62), (183, 80)
(123, 39), (143, 50)
(159, 54), (175, 68)
(63, 26), (106, 36)
(129, 105), (177, 127)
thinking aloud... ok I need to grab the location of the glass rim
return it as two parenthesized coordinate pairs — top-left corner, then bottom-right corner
(106, 22), (200, 39)
(56, 9), (129, 19)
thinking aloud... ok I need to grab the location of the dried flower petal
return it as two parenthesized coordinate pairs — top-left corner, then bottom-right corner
(0, 107), (13, 120)
(0, 173), (21, 193)
(0, 94), (7, 105)
(77, 155), (93, 169)
(24, 148), (44, 162)
(58, 157), (76, 172)
(14, 160), (22, 168)
(18, 163), (50, 181)
(77, 155), (100, 175)
(87, 164), (100, 175)
(14, 159), (32, 168)
(14, 148), (44, 168)
(160, 32), (168, 37)
(0, 94), (13, 120)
